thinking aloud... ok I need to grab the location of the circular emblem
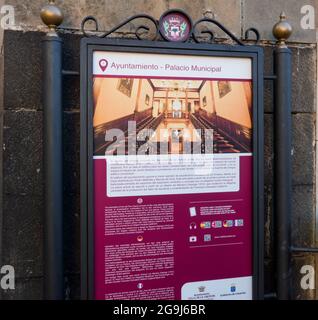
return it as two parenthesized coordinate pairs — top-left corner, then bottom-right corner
(159, 10), (192, 42)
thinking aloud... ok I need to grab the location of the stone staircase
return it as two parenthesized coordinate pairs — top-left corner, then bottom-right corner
(190, 114), (241, 154)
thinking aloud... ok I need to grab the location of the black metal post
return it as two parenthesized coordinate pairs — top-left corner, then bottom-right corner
(41, 1), (64, 300)
(273, 13), (293, 300)
(42, 34), (64, 300)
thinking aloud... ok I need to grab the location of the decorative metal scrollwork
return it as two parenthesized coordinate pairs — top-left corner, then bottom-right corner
(81, 14), (159, 41)
(244, 28), (261, 44)
(81, 10), (260, 46)
(192, 18), (244, 45)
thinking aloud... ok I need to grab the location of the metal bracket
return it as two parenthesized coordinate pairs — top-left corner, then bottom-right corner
(291, 247), (318, 254)
(264, 75), (277, 81)
(62, 70), (80, 77)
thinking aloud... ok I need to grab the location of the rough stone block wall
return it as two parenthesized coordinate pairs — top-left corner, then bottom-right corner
(0, 0), (317, 299)
(1, 30), (83, 299)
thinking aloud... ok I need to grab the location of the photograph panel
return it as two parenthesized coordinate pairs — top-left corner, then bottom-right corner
(93, 78), (252, 156)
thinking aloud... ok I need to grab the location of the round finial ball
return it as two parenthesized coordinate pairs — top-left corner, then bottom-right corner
(273, 12), (292, 42)
(40, 3), (64, 29)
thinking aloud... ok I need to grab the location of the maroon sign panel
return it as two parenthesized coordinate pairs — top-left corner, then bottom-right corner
(90, 49), (254, 300)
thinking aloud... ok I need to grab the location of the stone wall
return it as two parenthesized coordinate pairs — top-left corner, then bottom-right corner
(0, 0), (317, 299)
(2, 0), (318, 42)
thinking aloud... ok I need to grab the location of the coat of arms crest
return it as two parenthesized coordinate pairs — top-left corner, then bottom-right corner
(163, 17), (187, 40)
(159, 10), (192, 42)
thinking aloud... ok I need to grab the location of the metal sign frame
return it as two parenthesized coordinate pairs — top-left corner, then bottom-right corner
(80, 38), (264, 300)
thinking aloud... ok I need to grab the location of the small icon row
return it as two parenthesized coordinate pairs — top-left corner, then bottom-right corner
(189, 234), (212, 243)
(189, 232), (241, 243)
(190, 219), (244, 230)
